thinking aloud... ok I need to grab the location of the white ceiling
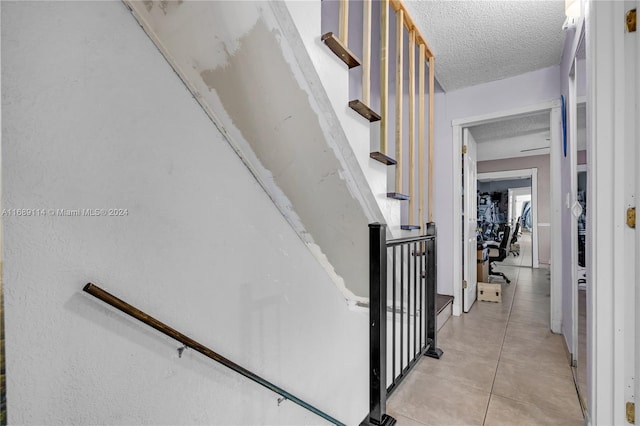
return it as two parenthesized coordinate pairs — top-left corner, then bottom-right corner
(469, 111), (550, 161)
(469, 111), (550, 143)
(404, 1), (567, 91)
(470, 103), (586, 161)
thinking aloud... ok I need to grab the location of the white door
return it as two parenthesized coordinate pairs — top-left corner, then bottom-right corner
(463, 128), (478, 313)
(586, 1), (638, 422)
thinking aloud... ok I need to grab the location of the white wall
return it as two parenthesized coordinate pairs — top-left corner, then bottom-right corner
(2, 2), (368, 424)
(124, 0), (389, 301)
(433, 66), (560, 295)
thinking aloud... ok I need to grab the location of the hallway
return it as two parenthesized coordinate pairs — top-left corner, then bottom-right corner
(387, 233), (584, 425)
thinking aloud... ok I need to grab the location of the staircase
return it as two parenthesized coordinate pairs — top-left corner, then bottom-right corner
(317, 0), (437, 236)
(125, 0), (439, 304)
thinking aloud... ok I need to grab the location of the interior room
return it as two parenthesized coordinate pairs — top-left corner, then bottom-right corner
(1, 1), (637, 425)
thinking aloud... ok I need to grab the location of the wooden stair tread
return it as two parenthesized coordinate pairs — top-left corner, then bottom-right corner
(321, 32), (361, 69)
(370, 151), (397, 165)
(436, 294), (454, 314)
(349, 100), (381, 122)
(387, 192), (410, 200)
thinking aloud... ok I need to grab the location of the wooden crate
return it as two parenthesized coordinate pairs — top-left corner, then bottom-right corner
(478, 282), (502, 303)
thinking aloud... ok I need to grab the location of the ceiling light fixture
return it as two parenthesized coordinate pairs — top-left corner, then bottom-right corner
(565, 0), (581, 18)
(563, 0), (581, 29)
(520, 147), (550, 153)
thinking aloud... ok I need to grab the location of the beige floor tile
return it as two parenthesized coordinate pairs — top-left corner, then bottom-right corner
(504, 323), (567, 351)
(388, 233), (581, 426)
(507, 308), (550, 327)
(437, 323), (504, 361)
(462, 304), (512, 323)
(387, 371), (491, 426)
(510, 298), (550, 314)
(439, 323), (506, 345)
(414, 347), (498, 392)
(492, 358), (583, 418)
(515, 285), (551, 297)
(506, 322), (564, 342)
(499, 345), (573, 379)
(484, 394), (583, 426)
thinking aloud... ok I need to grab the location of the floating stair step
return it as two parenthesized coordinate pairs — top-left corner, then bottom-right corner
(436, 294), (454, 331)
(436, 294), (454, 314)
(370, 151), (397, 165)
(321, 32), (361, 69)
(387, 192), (410, 200)
(401, 225), (421, 231)
(349, 100), (381, 122)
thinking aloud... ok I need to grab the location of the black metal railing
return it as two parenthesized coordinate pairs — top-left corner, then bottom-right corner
(363, 223), (442, 426)
(83, 283), (345, 426)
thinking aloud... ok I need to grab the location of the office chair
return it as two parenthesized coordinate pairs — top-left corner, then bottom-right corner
(488, 225), (511, 284)
(510, 219), (521, 257)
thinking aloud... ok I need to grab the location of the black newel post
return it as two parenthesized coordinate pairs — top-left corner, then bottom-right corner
(425, 222), (443, 359)
(363, 223), (396, 426)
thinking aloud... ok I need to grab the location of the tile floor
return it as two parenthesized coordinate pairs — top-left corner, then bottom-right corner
(387, 233), (584, 425)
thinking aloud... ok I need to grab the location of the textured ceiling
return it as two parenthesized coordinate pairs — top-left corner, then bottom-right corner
(469, 110), (550, 143)
(403, 1), (566, 91)
(471, 104), (587, 160)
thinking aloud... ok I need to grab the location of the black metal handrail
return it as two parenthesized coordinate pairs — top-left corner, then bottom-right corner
(83, 283), (345, 426)
(384, 234), (435, 247)
(362, 223), (442, 426)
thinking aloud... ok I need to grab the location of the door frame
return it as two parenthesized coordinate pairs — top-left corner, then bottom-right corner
(451, 100), (560, 323)
(508, 187), (531, 226)
(585, 0), (638, 423)
(478, 169), (539, 269)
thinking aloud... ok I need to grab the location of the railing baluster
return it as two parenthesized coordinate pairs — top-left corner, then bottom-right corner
(399, 243), (404, 372)
(395, 9), (404, 195)
(419, 241), (424, 350)
(392, 245), (396, 385)
(413, 243), (418, 357)
(419, 44), (426, 231)
(380, 0), (389, 156)
(408, 31), (416, 226)
(339, 0), (349, 46)
(362, 0), (372, 107)
(405, 243), (410, 368)
(428, 56), (435, 222)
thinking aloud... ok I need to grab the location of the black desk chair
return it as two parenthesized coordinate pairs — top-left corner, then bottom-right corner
(488, 225), (511, 284)
(510, 220), (521, 257)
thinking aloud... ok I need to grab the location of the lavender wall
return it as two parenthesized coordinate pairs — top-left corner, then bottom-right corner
(433, 66), (560, 296)
(477, 155), (551, 264)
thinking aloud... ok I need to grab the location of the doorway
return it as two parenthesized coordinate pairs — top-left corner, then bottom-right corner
(476, 177), (535, 269)
(477, 169), (539, 269)
(451, 101), (561, 325)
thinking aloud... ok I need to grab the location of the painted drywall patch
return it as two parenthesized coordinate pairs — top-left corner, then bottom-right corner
(199, 19), (370, 298)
